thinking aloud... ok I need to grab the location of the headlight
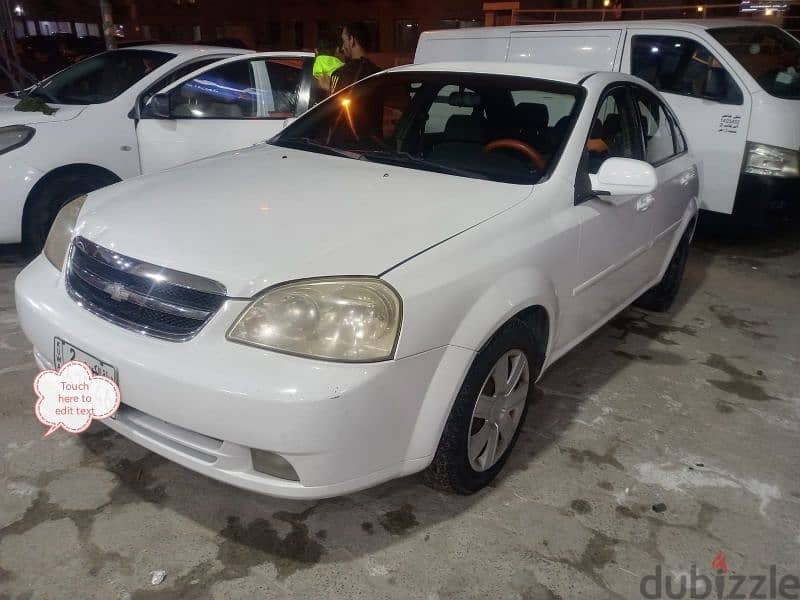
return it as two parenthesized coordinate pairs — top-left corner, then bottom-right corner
(44, 195), (87, 270)
(227, 277), (402, 362)
(743, 142), (799, 178)
(0, 125), (35, 155)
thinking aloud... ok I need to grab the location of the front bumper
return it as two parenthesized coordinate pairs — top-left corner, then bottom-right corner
(731, 173), (800, 229)
(16, 255), (475, 499)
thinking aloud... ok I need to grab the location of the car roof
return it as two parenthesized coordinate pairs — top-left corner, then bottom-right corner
(111, 43), (253, 57)
(390, 61), (595, 84)
(420, 18), (778, 39)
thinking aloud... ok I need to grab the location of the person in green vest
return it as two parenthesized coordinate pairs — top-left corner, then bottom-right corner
(313, 38), (344, 95)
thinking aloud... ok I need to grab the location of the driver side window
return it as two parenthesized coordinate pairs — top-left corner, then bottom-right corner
(631, 35), (743, 105)
(140, 57), (223, 109)
(585, 87), (642, 174)
(166, 58), (304, 119)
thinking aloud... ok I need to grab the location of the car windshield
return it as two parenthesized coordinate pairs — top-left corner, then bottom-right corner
(709, 26), (800, 100)
(272, 71), (582, 184)
(27, 49), (175, 105)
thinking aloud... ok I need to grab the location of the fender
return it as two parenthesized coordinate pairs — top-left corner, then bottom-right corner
(403, 268), (558, 463)
(19, 163), (123, 241)
(449, 266), (558, 359)
(0, 159), (43, 243)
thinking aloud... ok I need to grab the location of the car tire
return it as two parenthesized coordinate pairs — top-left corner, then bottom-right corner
(634, 221), (694, 313)
(423, 318), (543, 494)
(22, 171), (118, 256)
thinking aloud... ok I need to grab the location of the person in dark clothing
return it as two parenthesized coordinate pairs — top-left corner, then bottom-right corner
(329, 22), (380, 95)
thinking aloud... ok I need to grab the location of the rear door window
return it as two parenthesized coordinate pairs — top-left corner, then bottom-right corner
(632, 87), (681, 165)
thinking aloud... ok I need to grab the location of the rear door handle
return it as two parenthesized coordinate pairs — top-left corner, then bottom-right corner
(636, 194), (655, 212)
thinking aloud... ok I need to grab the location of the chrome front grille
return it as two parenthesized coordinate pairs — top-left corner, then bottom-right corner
(66, 237), (227, 341)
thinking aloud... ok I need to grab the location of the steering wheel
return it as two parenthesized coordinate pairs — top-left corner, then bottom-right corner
(483, 138), (546, 172)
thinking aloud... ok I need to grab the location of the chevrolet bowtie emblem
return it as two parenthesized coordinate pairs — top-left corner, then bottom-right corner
(104, 282), (130, 302)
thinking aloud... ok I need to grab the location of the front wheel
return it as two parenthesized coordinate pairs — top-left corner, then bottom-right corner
(424, 319), (541, 494)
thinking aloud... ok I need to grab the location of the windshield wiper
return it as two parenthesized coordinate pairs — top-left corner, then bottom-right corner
(23, 82), (59, 103)
(275, 137), (362, 160)
(359, 150), (489, 180)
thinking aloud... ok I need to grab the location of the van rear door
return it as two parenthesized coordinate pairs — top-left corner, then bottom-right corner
(508, 29), (624, 70)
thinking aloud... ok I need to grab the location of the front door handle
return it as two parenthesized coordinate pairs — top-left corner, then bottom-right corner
(636, 194), (655, 212)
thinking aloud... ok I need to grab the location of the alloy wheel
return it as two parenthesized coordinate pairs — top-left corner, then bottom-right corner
(468, 349), (530, 472)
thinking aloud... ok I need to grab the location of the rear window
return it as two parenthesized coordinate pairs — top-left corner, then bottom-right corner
(709, 26), (800, 100)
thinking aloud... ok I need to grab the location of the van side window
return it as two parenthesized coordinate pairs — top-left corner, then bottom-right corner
(631, 86), (681, 165)
(585, 87), (642, 174)
(631, 35), (743, 105)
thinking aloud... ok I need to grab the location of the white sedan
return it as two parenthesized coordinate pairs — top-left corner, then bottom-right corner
(15, 62), (699, 498)
(0, 45), (315, 251)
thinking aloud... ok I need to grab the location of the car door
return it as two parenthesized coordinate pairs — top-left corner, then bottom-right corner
(135, 52), (314, 174)
(629, 83), (698, 268)
(621, 31), (750, 216)
(568, 84), (656, 339)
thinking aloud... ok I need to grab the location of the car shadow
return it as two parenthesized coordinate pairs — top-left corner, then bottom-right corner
(693, 218), (800, 261)
(71, 242), (714, 592)
(0, 243), (26, 264)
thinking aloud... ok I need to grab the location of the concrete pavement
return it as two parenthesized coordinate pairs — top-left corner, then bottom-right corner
(1, 229), (799, 599)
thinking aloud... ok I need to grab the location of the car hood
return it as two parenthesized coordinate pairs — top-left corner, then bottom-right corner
(78, 144), (532, 298)
(0, 96), (86, 126)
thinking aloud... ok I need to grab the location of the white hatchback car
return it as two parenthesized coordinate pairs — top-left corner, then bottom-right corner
(1, 45), (315, 251)
(16, 62), (699, 499)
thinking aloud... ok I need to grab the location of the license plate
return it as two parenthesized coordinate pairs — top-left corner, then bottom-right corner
(53, 337), (118, 384)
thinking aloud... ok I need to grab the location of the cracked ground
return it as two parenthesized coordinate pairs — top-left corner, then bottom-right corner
(1, 228), (799, 599)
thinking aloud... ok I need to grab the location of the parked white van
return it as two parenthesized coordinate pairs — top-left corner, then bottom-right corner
(416, 20), (800, 228)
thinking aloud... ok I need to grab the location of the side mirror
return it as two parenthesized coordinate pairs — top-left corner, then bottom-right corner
(589, 157), (657, 197)
(146, 92), (172, 119)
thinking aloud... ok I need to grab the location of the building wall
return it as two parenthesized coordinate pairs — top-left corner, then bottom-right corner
(10, 0), (483, 66)
(264, 0), (483, 66)
(12, 0), (777, 67)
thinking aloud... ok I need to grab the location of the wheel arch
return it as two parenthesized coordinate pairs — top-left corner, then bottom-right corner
(449, 267), (558, 362)
(21, 163), (122, 243)
(404, 269), (559, 464)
